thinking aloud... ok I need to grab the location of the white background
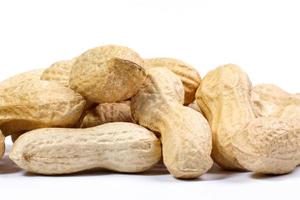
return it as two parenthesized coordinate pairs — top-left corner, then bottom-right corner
(0, 0), (299, 199)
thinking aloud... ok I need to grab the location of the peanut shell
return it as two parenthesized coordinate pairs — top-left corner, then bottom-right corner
(70, 45), (146, 103)
(10, 122), (161, 175)
(131, 67), (212, 179)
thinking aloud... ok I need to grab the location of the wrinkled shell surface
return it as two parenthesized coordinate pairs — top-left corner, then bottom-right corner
(233, 84), (300, 174)
(80, 101), (133, 128)
(0, 131), (4, 159)
(232, 117), (300, 174)
(70, 45), (146, 103)
(281, 105), (300, 120)
(41, 60), (75, 87)
(145, 58), (201, 105)
(0, 80), (86, 136)
(10, 122), (161, 174)
(0, 69), (44, 90)
(196, 64), (255, 170)
(131, 67), (213, 179)
(251, 84), (300, 118)
(41, 60), (97, 123)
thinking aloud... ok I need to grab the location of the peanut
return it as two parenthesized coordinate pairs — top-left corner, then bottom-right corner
(80, 101), (133, 128)
(251, 84), (300, 118)
(145, 58), (201, 105)
(70, 45), (146, 103)
(196, 64), (255, 170)
(232, 85), (300, 174)
(9, 122), (161, 175)
(131, 67), (212, 179)
(0, 80), (86, 136)
(41, 59), (75, 87)
(232, 117), (300, 174)
(0, 131), (4, 159)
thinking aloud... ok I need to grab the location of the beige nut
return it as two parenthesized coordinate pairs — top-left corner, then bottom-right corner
(0, 131), (4, 159)
(9, 122), (161, 175)
(131, 67), (213, 179)
(196, 64), (255, 170)
(80, 101), (133, 128)
(232, 117), (300, 174)
(41, 59), (75, 87)
(0, 80), (86, 136)
(145, 58), (201, 105)
(251, 84), (300, 118)
(70, 45), (146, 103)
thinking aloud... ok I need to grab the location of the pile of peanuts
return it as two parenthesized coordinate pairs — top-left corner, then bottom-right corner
(0, 45), (299, 179)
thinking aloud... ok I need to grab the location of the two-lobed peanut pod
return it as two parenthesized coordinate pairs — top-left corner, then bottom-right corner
(232, 84), (300, 174)
(131, 67), (213, 179)
(196, 64), (256, 170)
(9, 122), (161, 175)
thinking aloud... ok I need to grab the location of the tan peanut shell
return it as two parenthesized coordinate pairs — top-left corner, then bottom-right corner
(10, 122), (161, 175)
(131, 67), (213, 179)
(196, 64), (255, 170)
(251, 84), (300, 118)
(0, 69), (44, 90)
(41, 59), (75, 87)
(232, 85), (300, 174)
(0, 80), (86, 136)
(145, 58), (201, 105)
(0, 131), (4, 159)
(80, 101), (133, 128)
(70, 45), (146, 103)
(232, 117), (300, 174)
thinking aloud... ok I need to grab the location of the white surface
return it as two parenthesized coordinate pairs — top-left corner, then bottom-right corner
(0, 0), (299, 199)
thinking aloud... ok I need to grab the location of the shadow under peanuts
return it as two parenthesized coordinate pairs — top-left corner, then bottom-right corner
(197, 164), (239, 181)
(23, 161), (169, 177)
(250, 164), (300, 180)
(143, 162), (241, 182)
(24, 168), (113, 177)
(0, 154), (22, 174)
(140, 161), (169, 176)
(251, 172), (293, 180)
